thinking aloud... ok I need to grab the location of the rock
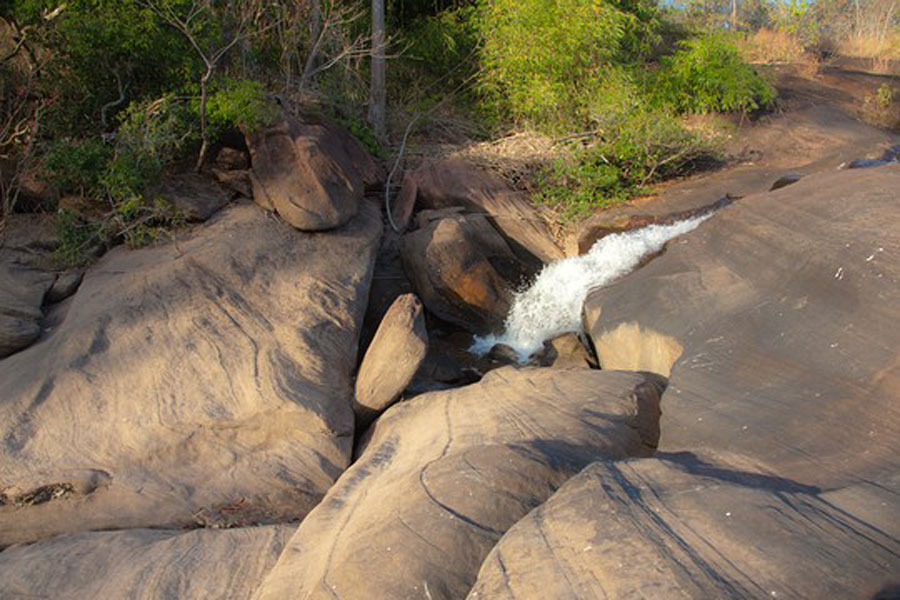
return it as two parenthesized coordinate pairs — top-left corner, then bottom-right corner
(847, 158), (890, 168)
(0, 524), (293, 599)
(212, 167), (253, 198)
(159, 171), (232, 221)
(583, 164), (900, 490)
(487, 342), (520, 365)
(769, 172), (803, 190)
(0, 214), (58, 358)
(254, 367), (665, 600)
(527, 333), (595, 368)
(390, 170), (418, 232)
(405, 332), (482, 395)
(882, 144), (900, 162)
(215, 146), (250, 171)
(246, 114), (378, 231)
(353, 293), (428, 427)
(468, 456), (900, 599)
(0, 201), (382, 546)
(575, 195), (733, 255)
(44, 270), (84, 304)
(358, 231), (415, 358)
(400, 213), (526, 333)
(401, 159), (563, 267)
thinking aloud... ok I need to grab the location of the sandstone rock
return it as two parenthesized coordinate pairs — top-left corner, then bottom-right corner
(159, 171), (232, 222)
(213, 168), (253, 198)
(528, 333), (595, 369)
(0, 214), (58, 358)
(469, 457), (900, 599)
(0, 524), (293, 599)
(584, 164), (900, 490)
(215, 146), (250, 171)
(45, 270), (84, 304)
(358, 231), (415, 358)
(246, 114), (378, 231)
(401, 159), (563, 267)
(400, 213), (526, 333)
(254, 367), (665, 600)
(353, 293), (428, 427)
(0, 201), (382, 546)
(769, 171), (803, 190)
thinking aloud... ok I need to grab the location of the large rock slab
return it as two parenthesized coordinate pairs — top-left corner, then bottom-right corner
(468, 456), (900, 599)
(0, 201), (381, 546)
(254, 367), (665, 600)
(401, 213), (526, 333)
(0, 524), (293, 599)
(247, 114), (378, 231)
(584, 164), (900, 489)
(401, 159), (563, 267)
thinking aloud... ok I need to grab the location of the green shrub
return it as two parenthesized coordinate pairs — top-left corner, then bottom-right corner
(53, 209), (106, 267)
(43, 138), (112, 197)
(207, 79), (279, 134)
(654, 33), (776, 113)
(404, 7), (479, 87)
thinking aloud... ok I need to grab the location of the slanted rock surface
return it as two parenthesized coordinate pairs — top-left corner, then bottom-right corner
(401, 159), (563, 267)
(0, 524), (294, 599)
(353, 293), (428, 427)
(247, 114), (378, 231)
(254, 367), (665, 600)
(584, 165), (900, 489)
(0, 200), (382, 546)
(159, 171), (232, 221)
(469, 457), (900, 599)
(401, 213), (527, 333)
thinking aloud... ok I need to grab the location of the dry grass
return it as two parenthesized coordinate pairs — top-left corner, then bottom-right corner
(838, 32), (900, 73)
(446, 131), (560, 191)
(738, 28), (812, 65)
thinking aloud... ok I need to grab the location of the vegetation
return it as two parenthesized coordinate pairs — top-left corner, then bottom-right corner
(0, 0), (896, 245)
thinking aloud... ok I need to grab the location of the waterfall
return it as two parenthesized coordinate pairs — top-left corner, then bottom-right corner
(471, 215), (711, 361)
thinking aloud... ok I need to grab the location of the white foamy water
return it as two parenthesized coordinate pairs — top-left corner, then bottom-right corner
(471, 215), (711, 361)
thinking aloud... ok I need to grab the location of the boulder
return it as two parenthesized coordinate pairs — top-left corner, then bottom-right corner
(213, 168), (253, 198)
(254, 367), (665, 600)
(353, 293), (428, 427)
(0, 524), (293, 599)
(0, 201), (382, 546)
(583, 165), (900, 490)
(0, 214), (58, 358)
(468, 456), (900, 599)
(215, 146), (250, 171)
(527, 333), (595, 369)
(246, 114), (379, 231)
(44, 270), (84, 304)
(159, 171), (232, 221)
(400, 213), (527, 333)
(358, 231), (415, 358)
(400, 159), (563, 267)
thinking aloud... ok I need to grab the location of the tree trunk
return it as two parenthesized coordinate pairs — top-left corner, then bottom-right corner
(195, 67), (212, 173)
(368, 0), (386, 142)
(732, 0), (738, 30)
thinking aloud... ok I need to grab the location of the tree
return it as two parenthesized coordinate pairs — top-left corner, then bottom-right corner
(368, 0), (386, 141)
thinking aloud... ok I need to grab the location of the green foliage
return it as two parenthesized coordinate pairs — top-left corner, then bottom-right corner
(43, 139), (112, 196)
(536, 105), (716, 220)
(404, 7), (479, 87)
(207, 79), (279, 134)
(53, 209), (105, 268)
(475, 0), (660, 131)
(875, 83), (896, 108)
(654, 33), (776, 113)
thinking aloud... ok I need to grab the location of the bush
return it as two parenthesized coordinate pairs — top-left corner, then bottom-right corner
(43, 138), (112, 197)
(207, 79), (279, 134)
(654, 33), (776, 113)
(404, 7), (479, 88)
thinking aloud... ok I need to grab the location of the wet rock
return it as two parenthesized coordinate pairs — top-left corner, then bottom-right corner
(527, 333), (595, 368)
(847, 158), (891, 169)
(469, 457), (900, 599)
(45, 270), (84, 304)
(406, 332), (481, 395)
(584, 164), (900, 490)
(0, 524), (294, 599)
(487, 342), (520, 365)
(254, 368), (665, 600)
(246, 114), (378, 231)
(353, 293), (428, 428)
(400, 213), (525, 334)
(159, 171), (231, 222)
(0, 201), (382, 546)
(769, 172), (803, 191)
(400, 159), (563, 268)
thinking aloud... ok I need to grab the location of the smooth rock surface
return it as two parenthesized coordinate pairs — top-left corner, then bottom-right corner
(584, 164), (900, 489)
(254, 368), (665, 600)
(160, 171), (232, 221)
(401, 159), (563, 267)
(401, 213), (526, 333)
(0, 524), (294, 599)
(469, 457), (900, 599)
(353, 293), (428, 427)
(0, 201), (381, 545)
(247, 114), (377, 231)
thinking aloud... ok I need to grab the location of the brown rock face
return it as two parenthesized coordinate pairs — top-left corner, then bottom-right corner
(159, 171), (232, 222)
(584, 165), (900, 489)
(401, 159), (563, 267)
(254, 367), (665, 600)
(353, 293), (428, 427)
(246, 115), (378, 231)
(0, 524), (294, 600)
(0, 201), (382, 546)
(469, 457), (900, 600)
(401, 213), (527, 333)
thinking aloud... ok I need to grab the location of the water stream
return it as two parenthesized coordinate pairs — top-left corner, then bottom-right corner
(471, 215), (711, 361)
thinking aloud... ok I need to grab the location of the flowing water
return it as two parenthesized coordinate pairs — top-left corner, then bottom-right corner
(471, 215), (712, 361)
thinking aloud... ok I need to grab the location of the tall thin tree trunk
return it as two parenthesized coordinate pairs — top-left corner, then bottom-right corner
(368, 0), (386, 141)
(732, 0), (738, 30)
(196, 67), (212, 172)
